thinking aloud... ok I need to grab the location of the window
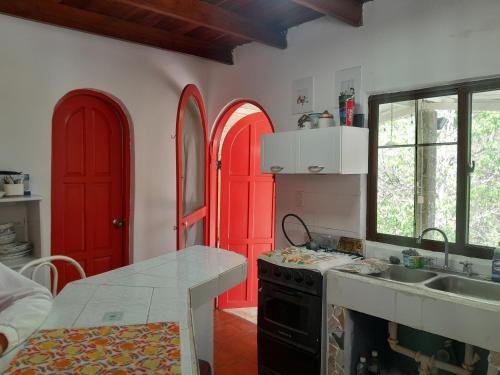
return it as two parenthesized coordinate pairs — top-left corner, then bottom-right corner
(368, 79), (500, 259)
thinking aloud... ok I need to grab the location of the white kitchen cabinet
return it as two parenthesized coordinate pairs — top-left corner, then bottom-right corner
(261, 127), (368, 175)
(261, 131), (296, 174)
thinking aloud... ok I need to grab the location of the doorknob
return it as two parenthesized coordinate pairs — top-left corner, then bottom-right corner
(112, 219), (124, 228)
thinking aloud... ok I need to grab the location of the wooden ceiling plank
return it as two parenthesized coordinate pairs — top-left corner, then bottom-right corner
(291, 0), (363, 26)
(111, 0), (287, 49)
(0, 0), (233, 64)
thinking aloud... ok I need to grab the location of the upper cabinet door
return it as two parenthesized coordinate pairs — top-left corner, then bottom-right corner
(297, 128), (341, 174)
(261, 131), (296, 174)
(260, 127), (369, 175)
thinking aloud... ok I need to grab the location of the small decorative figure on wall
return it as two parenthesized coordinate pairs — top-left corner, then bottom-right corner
(292, 76), (314, 114)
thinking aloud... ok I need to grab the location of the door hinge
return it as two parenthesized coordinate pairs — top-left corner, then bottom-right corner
(216, 160), (222, 170)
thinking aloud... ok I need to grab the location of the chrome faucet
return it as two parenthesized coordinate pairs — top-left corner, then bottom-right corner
(460, 261), (474, 277)
(417, 227), (449, 270)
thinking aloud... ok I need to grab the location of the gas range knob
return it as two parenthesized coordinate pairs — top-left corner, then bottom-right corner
(294, 271), (304, 283)
(284, 270), (292, 280)
(273, 268), (282, 277)
(305, 275), (314, 286)
(259, 264), (268, 274)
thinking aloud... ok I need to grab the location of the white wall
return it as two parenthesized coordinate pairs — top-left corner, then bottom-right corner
(1, 0), (500, 260)
(0, 14), (217, 262)
(206, 0), (500, 247)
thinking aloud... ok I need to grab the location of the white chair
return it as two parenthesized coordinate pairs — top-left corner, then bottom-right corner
(19, 255), (86, 296)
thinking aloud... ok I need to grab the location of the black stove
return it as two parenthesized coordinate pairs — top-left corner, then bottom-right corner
(257, 259), (324, 375)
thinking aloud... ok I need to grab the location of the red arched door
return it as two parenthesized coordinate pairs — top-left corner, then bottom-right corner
(52, 90), (130, 290)
(218, 112), (275, 308)
(176, 85), (209, 249)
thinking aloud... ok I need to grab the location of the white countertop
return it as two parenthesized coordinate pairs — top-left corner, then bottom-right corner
(327, 268), (500, 352)
(6, 246), (247, 374)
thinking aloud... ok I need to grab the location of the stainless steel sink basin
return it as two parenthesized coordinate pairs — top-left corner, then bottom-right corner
(374, 265), (438, 283)
(425, 276), (500, 302)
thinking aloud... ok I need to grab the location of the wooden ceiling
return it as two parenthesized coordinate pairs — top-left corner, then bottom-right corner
(0, 0), (367, 64)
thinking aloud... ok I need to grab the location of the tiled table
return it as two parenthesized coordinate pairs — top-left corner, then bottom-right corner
(7, 246), (247, 375)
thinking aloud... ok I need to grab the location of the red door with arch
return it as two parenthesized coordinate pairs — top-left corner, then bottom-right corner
(52, 90), (130, 289)
(176, 85), (209, 249)
(218, 112), (275, 308)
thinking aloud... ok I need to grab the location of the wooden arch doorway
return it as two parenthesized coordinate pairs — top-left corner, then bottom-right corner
(52, 89), (132, 290)
(210, 101), (275, 309)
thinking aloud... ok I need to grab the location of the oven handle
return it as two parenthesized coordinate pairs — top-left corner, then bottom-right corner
(272, 286), (302, 300)
(277, 330), (293, 339)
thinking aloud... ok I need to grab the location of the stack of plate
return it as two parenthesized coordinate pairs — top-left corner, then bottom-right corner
(0, 223), (32, 261)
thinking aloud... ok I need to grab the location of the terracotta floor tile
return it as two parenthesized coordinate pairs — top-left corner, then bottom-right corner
(214, 310), (258, 374)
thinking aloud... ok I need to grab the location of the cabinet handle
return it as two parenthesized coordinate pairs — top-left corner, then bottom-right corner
(270, 165), (284, 173)
(308, 165), (324, 173)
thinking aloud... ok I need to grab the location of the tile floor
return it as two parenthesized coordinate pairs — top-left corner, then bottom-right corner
(214, 309), (258, 375)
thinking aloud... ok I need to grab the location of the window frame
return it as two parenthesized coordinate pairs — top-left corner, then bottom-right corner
(367, 78), (500, 259)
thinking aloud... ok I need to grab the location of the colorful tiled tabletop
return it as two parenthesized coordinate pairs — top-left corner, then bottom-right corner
(7, 322), (181, 375)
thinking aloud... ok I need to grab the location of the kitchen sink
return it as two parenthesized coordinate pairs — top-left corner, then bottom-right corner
(425, 276), (500, 302)
(374, 265), (438, 283)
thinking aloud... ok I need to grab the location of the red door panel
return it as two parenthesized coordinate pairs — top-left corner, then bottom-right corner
(228, 181), (250, 238)
(253, 180), (275, 239)
(52, 92), (128, 290)
(219, 112), (275, 308)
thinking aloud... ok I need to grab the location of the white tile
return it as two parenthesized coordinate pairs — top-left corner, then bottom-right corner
(105, 272), (182, 288)
(42, 304), (84, 329)
(395, 292), (423, 329)
(151, 287), (189, 307)
(148, 306), (189, 330)
(327, 274), (396, 321)
(422, 298), (500, 352)
(77, 267), (138, 285)
(74, 300), (151, 328)
(190, 278), (218, 309)
(218, 264), (246, 294)
(91, 285), (153, 305)
(147, 261), (220, 284)
(55, 283), (97, 306)
(216, 252), (247, 273)
(181, 330), (197, 375)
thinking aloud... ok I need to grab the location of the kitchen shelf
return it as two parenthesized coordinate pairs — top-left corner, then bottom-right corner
(0, 194), (43, 204)
(0, 195), (43, 270)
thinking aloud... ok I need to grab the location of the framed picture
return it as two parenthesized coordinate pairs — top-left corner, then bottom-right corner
(334, 66), (362, 112)
(292, 76), (314, 114)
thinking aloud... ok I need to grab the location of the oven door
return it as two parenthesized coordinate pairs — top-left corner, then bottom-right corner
(258, 279), (322, 352)
(258, 330), (321, 375)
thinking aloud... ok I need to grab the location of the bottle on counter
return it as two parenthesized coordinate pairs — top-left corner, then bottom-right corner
(492, 244), (500, 283)
(357, 356), (368, 375)
(368, 350), (381, 375)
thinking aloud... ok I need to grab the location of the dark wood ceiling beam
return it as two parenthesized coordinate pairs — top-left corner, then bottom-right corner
(112, 0), (287, 49)
(0, 0), (234, 64)
(291, 0), (363, 26)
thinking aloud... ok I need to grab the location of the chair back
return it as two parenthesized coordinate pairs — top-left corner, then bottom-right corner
(19, 255), (86, 296)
